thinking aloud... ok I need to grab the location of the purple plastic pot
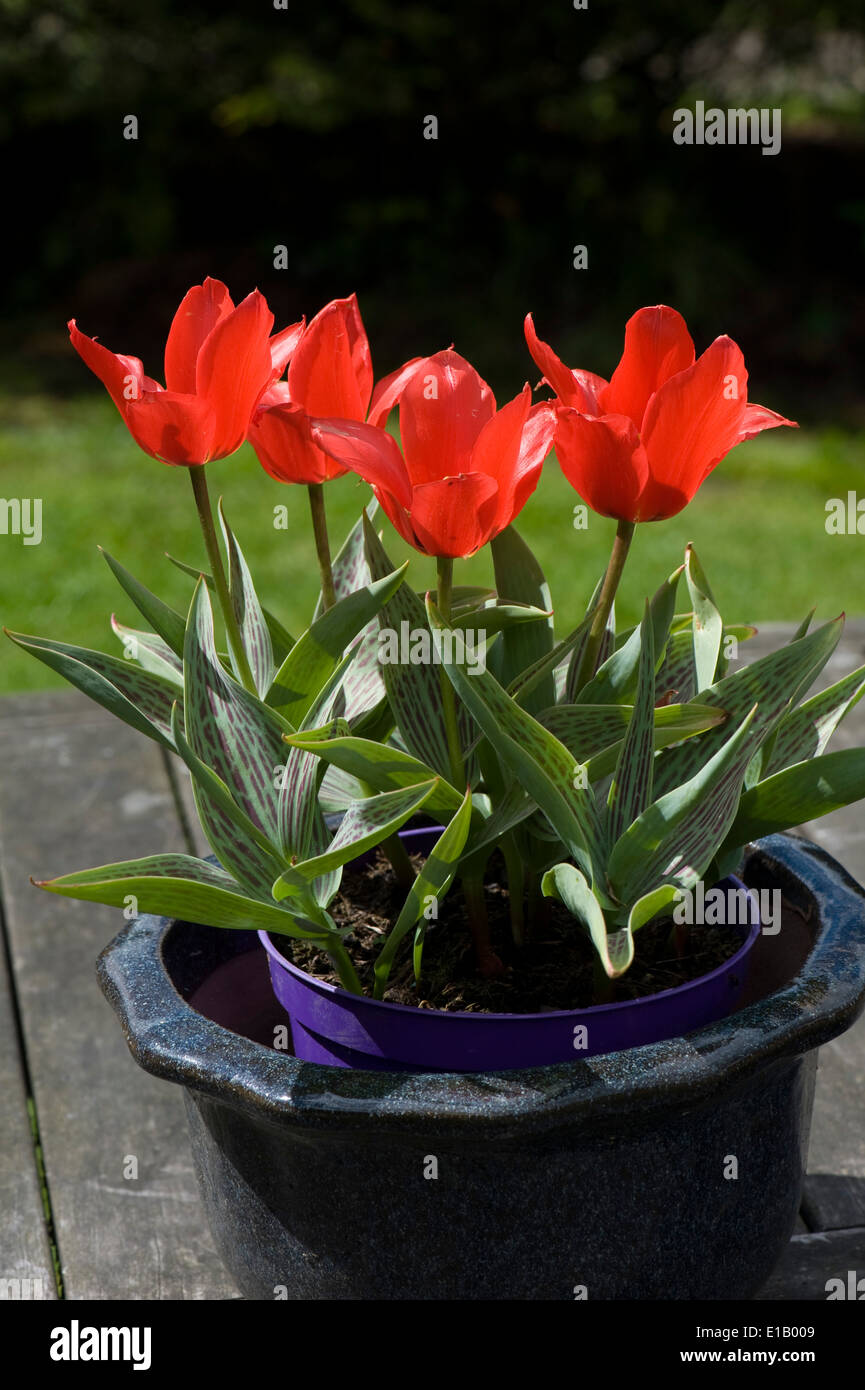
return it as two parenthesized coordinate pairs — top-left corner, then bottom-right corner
(259, 828), (761, 1071)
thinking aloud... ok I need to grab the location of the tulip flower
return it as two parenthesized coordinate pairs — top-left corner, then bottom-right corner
(525, 304), (797, 693)
(69, 277), (303, 468)
(69, 279), (304, 696)
(311, 348), (556, 560)
(249, 293), (421, 610)
(525, 304), (796, 523)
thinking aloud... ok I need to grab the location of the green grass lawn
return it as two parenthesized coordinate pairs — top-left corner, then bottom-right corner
(1, 389), (864, 694)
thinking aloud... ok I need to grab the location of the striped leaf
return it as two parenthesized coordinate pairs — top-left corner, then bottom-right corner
(274, 780), (438, 893)
(564, 574), (610, 702)
(607, 705), (761, 904)
(685, 545), (724, 691)
(266, 561), (408, 724)
(542, 862), (632, 978)
(5, 629), (176, 747)
(169, 704), (286, 897)
(165, 552), (294, 665)
(35, 852), (333, 939)
(607, 601), (655, 844)
(100, 547), (187, 657)
(372, 789), (473, 996)
(577, 565), (682, 706)
(764, 663), (865, 777)
(652, 616), (844, 799)
(283, 731), (466, 819)
(722, 748), (865, 850)
(110, 617), (183, 685)
(489, 525), (555, 713)
(218, 502), (275, 698)
(539, 701), (726, 766)
(313, 499), (378, 618)
(427, 595), (604, 883)
(363, 513), (453, 778)
(183, 580), (288, 856)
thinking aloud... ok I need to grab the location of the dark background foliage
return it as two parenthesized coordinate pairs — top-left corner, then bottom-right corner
(2, 0), (864, 418)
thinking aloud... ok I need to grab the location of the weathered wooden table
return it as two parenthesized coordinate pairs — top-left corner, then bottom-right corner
(1, 624), (864, 1301)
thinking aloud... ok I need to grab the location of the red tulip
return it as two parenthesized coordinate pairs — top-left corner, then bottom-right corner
(311, 349), (556, 558)
(248, 294), (420, 486)
(525, 306), (797, 522)
(69, 278), (303, 467)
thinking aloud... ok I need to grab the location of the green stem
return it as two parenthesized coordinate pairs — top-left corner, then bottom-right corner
(189, 467), (257, 695)
(325, 937), (363, 994)
(573, 519), (636, 694)
(436, 556), (466, 789)
(381, 832), (416, 891)
(308, 483), (336, 611)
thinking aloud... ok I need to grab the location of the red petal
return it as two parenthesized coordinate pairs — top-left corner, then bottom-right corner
(599, 305), (694, 426)
(524, 314), (605, 412)
(638, 336), (747, 518)
(269, 317), (306, 380)
(470, 385), (552, 534)
(124, 392), (214, 466)
(311, 417), (412, 509)
(367, 356), (426, 428)
(287, 294), (373, 421)
(195, 290), (275, 459)
(399, 349), (495, 487)
(736, 402), (798, 447)
(409, 473), (500, 558)
(68, 320), (147, 414)
(249, 401), (342, 485)
(164, 279), (234, 394)
(554, 409), (648, 522)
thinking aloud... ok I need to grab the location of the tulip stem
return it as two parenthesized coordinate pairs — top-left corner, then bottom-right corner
(573, 519), (636, 693)
(308, 484), (337, 611)
(188, 466), (258, 695)
(436, 556), (466, 789)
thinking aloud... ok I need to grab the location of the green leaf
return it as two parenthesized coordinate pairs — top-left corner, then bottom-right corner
(313, 498), (378, 618)
(489, 525), (555, 713)
(5, 629), (177, 747)
(363, 513), (453, 778)
(372, 789), (473, 996)
(274, 780), (438, 893)
(652, 616), (844, 799)
(607, 601), (655, 844)
(109, 617), (183, 685)
(283, 731), (466, 819)
(183, 580), (288, 855)
(35, 852), (331, 939)
(564, 573), (611, 702)
(577, 565), (682, 706)
(451, 601), (552, 635)
(165, 552), (294, 665)
(608, 705), (761, 904)
(765, 663), (865, 777)
(685, 545), (723, 691)
(169, 703), (286, 897)
(722, 749), (865, 849)
(539, 701), (726, 768)
(627, 883), (683, 934)
(218, 501), (275, 698)
(266, 561), (409, 724)
(427, 595), (603, 882)
(542, 862), (632, 979)
(100, 548), (187, 657)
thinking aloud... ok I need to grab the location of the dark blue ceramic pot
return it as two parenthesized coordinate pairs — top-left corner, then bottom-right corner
(97, 833), (865, 1301)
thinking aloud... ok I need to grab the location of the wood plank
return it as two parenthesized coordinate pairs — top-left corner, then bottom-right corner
(0, 691), (238, 1300)
(0, 904), (57, 1300)
(755, 1228), (865, 1300)
(801, 1175), (865, 1232)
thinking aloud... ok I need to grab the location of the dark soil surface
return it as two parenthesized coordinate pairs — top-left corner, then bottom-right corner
(285, 849), (746, 1013)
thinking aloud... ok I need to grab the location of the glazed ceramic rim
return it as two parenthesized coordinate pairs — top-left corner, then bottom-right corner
(97, 833), (865, 1135)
